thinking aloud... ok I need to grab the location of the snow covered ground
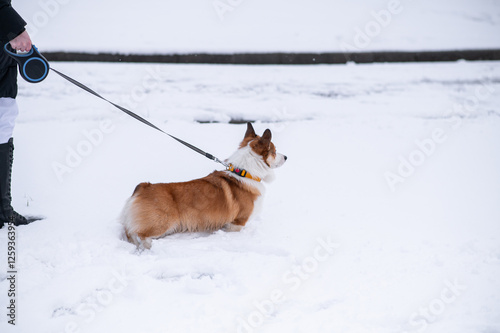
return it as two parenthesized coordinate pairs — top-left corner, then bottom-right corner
(12, 0), (500, 54)
(0, 60), (499, 332)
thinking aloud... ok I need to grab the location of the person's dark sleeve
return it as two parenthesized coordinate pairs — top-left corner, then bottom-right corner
(0, 0), (27, 43)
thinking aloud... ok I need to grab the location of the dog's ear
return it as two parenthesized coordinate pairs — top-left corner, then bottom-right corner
(260, 129), (272, 145)
(244, 122), (257, 139)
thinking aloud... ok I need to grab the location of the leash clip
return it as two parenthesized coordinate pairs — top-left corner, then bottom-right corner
(215, 157), (229, 168)
(3, 43), (50, 83)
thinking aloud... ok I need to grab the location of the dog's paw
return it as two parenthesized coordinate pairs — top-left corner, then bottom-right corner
(222, 223), (243, 232)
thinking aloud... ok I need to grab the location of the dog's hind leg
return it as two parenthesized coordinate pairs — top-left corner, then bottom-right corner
(139, 237), (152, 250)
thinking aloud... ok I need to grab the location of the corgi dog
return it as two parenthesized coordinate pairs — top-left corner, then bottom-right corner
(120, 123), (287, 249)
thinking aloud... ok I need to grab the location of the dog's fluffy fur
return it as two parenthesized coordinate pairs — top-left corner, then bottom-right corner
(120, 123), (286, 249)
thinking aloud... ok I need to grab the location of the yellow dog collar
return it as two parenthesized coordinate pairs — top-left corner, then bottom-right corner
(227, 164), (262, 182)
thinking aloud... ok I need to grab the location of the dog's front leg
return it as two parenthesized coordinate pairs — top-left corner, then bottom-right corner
(222, 223), (244, 232)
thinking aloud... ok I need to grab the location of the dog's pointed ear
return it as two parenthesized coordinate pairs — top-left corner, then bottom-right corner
(244, 122), (257, 139)
(260, 129), (272, 144)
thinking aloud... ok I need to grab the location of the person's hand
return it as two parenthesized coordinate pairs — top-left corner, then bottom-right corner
(9, 30), (32, 52)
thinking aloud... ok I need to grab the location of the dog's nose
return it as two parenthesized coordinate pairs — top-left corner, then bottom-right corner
(284, 155), (288, 161)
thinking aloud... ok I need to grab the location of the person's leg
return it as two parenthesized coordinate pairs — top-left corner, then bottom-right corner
(0, 97), (18, 143)
(0, 43), (29, 227)
(0, 97), (28, 227)
(0, 43), (30, 227)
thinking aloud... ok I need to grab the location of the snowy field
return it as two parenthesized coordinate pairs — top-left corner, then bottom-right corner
(12, 0), (500, 53)
(0, 60), (499, 332)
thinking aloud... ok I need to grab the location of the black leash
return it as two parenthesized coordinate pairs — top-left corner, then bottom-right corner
(3, 43), (229, 168)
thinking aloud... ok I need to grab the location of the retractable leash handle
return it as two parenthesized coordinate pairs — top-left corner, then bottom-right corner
(3, 43), (50, 83)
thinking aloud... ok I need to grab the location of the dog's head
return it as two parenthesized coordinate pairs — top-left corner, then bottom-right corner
(239, 122), (287, 169)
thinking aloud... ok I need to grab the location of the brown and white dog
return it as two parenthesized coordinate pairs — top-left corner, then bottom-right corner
(120, 123), (286, 249)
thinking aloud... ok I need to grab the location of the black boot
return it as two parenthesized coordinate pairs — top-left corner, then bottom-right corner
(0, 138), (30, 228)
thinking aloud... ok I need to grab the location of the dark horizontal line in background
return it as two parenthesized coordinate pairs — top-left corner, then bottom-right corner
(43, 49), (500, 65)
